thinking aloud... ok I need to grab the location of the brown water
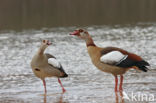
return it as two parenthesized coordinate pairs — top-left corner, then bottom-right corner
(0, 24), (156, 103)
(0, 0), (156, 31)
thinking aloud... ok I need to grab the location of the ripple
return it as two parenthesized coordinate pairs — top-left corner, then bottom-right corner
(0, 24), (156, 103)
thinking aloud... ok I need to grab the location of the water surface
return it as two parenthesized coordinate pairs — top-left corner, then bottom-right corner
(0, 24), (156, 103)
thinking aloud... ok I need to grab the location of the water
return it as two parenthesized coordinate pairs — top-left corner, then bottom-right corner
(0, 23), (156, 103)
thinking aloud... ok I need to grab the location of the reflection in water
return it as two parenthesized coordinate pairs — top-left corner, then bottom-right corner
(115, 92), (119, 103)
(43, 92), (67, 103)
(56, 93), (64, 103)
(115, 91), (124, 103)
(0, 25), (156, 102)
(120, 91), (124, 103)
(44, 94), (47, 103)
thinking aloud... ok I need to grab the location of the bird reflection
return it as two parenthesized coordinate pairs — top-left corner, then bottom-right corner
(115, 91), (125, 103)
(43, 92), (67, 103)
(55, 93), (64, 103)
(44, 93), (47, 103)
(115, 92), (119, 103)
(120, 91), (124, 103)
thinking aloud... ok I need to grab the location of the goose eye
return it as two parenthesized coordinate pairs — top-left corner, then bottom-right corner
(43, 40), (45, 43)
(35, 68), (40, 71)
(79, 29), (83, 32)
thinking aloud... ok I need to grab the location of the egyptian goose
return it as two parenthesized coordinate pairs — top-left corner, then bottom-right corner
(31, 40), (68, 94)
(70, 29), (149, 92)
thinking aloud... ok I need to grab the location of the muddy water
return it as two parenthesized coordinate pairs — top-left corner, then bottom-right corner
(0, 24), (156, 103)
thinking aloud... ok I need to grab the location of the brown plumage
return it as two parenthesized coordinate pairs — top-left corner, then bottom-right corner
(31, 40), (68, 94)
(70, 29), (149, 92)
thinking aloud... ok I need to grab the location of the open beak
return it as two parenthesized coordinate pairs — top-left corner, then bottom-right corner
(70, 30), (80, 36)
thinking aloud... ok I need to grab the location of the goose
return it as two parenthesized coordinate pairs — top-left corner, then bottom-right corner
(70, 29), (149, 92)
(31, 40), (68, 94)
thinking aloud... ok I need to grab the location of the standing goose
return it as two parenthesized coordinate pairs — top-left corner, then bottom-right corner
(31, 40), (68, 94)
(70, 29), (149, 92)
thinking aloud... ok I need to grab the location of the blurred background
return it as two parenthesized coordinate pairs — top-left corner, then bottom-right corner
(0, 0), (156, 31)
(0, 0), (156, 103)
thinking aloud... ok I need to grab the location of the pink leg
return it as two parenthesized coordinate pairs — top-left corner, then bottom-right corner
(42, 79), (47, 94)
(115, 76), (118, 92)
(119, 75), (123, 91)
(58, 78), (66, 93)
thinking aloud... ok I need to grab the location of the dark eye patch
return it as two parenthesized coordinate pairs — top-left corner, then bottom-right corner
(43, 40), (45, 43)
(79, 29), (83, 32)
(35, 68), (40, 71)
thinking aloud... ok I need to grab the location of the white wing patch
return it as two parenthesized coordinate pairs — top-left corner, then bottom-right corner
(48, 58), (61, 68)
(100, 51), (128, 64)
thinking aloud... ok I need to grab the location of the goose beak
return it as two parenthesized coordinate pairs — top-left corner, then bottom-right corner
(47, 40), (52, 45)
(70, 30), (80, 36)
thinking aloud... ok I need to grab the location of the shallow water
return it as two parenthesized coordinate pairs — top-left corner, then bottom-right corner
(0, 24), (156, 103)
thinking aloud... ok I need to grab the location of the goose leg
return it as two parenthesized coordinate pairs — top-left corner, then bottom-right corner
(58, 78), (66, 93)
(119, 75), (123, 91)
(42, 79), (47, 94)
(115, 76), (118, 92)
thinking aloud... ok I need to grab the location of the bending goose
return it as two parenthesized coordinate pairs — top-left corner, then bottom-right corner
(70, 29), (149, 92)
(31, 40), (68, 94)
